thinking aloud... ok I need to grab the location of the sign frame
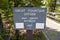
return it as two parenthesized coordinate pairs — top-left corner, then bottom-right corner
(13, 7), (47, 30)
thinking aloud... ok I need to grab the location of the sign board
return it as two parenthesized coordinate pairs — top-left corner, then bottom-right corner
(13, 7), (47, 30)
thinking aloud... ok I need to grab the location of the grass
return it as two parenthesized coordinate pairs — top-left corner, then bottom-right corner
(50, 32), (57, 37)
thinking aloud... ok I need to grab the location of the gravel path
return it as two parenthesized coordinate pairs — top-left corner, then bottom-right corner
(44, 18), (60, 40)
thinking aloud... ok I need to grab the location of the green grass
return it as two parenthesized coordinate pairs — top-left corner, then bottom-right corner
(50, 32), (57, 37)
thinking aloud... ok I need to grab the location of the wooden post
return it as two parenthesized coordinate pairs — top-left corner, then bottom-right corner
(26, 30), (33, 40)
(0, 14), (3, 32)
(14, 1), (19, 40)
(26, 3), (33, 40)
(15, 30), (19, 40)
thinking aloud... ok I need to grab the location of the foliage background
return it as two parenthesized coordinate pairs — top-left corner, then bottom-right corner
(0, 0), (60, 40)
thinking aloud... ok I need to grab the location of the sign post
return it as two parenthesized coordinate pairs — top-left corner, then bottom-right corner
(26, 4), (33, 40)
(26, 30), (33, 40)
(13, 4), (47, 40)
(15, 30), (19, 40)
(14, 2), (19, 40)
(0, 14), (3, 34)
